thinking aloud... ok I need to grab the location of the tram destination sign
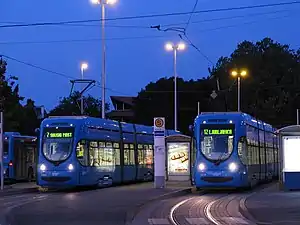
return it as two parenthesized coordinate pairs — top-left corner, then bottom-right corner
(46, 132), (73, 138)
(203, 128), (233, 135)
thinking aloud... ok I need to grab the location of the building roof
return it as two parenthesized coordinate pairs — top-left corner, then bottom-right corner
(110, 96), (136, 106)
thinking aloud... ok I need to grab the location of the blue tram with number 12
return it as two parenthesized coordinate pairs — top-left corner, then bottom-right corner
(191, 112), (279, 189)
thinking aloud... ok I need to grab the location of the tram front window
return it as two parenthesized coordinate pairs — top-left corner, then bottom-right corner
(3, 141), (8, 156)
(200, 125), (234, 161)
(42, 127), (74, 162)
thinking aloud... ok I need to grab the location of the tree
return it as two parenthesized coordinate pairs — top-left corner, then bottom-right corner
(50, 91), (110, 117)
(133, 38), (300, 132)
(0, 58), (24, 131)
(0, 58), (41, 135)
(133, 77), (214, 134)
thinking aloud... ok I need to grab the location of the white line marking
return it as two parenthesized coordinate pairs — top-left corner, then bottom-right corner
(169, 197), (194, 225)
(186, 217), (209, 225)
(148, 218), (170, 224)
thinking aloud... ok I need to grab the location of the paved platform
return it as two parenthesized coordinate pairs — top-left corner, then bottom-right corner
(0, 182), (38, 196)
(242, 182), (300, 225)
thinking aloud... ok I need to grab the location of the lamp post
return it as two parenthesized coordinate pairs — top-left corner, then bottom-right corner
(231, 69), (247, 112)
(80, 62), (88, 115)
(91, 0), (117, 119)
(165, 42), (186, 131)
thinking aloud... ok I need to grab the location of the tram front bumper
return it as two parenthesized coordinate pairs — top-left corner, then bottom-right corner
(194, 170), (248, 188)
(38, 170), (77, 188)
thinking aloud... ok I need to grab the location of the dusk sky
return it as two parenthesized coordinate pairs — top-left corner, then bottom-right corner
(1, 0), (299, 112)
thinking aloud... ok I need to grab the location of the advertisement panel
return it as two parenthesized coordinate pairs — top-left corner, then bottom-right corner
(167, 142), (190, 175)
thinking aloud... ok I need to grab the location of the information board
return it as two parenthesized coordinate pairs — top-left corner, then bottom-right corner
(46, 132), (73, 138)
(167, 142), (189, 175)
(203, 128), (233, 135)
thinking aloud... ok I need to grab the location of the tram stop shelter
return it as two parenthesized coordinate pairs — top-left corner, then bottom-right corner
(165, 134), (192, 181)
(277, 125), (300, 191)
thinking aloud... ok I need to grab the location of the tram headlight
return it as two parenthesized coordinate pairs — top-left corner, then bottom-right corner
(229, 162), (238, 172)
(40, 164), (46, 172)
(198, 163), (205, 171)
(68, 164), (74, 171)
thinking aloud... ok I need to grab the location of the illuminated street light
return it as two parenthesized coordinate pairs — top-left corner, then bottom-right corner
(164, 42), (186, 131)
(80, 62), (88, 115)
(230, 69), (248, 112)
(90, 0), (118, 119)
(81, 62), (88, 71)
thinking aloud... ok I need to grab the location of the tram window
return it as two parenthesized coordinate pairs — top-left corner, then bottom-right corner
(89, 141), (100, 167)
(3, 141), (8, 155)
(124, 143), (135, 165)
(145, 145), (153, 165)
(238, 137), (247, 165)
(124, 149), (130, 165)
(114, 142), (120, 166)
(76, 140), (88, 166)
(247, 146), (252, 165)
(102, 142), (114, 167)
(138, 144), (144, 165)
(130, 149), (135, 165)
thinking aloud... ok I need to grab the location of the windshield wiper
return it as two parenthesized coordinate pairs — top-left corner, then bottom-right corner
(215, 152), (226, 165)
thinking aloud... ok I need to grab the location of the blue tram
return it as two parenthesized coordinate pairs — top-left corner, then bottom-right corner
(3, 132), (37, 182)
(36, 116), (179, 188)
(192, 112), (279, 189)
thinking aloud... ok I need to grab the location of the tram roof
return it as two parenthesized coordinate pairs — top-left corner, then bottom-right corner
(195, 112), (275, 132)
(42, 116), (179, 135)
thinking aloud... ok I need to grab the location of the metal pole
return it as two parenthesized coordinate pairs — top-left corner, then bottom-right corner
(101, 2), (106, 119)
(237, 76), (241, 112)
(297, 109), (299, 125)
(0, 111), (3, 191)
(80, 68), (84, 115)
(174, 48), (177, 131)
(197, 102), (200, 115)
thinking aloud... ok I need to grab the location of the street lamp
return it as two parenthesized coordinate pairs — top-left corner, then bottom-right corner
(80, 62), (88, 115)
(165, 42), (186, 131)
(91, 0), (118, 119)
(230, 68), (247, 112)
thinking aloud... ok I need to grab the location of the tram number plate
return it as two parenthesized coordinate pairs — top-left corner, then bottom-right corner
(210, 171), (222, 176)
(52, 171), (59, 176)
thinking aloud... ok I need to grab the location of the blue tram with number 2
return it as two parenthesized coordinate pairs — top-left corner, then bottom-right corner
(37, 116), (179, 188)
(192, 112), (279, 189)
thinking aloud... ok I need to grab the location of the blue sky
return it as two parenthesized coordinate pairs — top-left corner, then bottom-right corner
(1, 0), (299, 111)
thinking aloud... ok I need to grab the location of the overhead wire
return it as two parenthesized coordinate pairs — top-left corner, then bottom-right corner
(0, 54), (130, 96)
(0, 1), (299, 28)
(184, 0), (199, 31)
(0, 12), (293, 46)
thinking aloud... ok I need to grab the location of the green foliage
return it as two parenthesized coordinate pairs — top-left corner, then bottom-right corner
(133, 38), (300, 133)
(0, 58), (40, 135)
(49, 91), (109, 117)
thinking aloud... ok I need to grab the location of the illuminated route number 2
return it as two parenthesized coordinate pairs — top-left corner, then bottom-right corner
(46, 132), (73, 138)
(204, 129), (233, 135)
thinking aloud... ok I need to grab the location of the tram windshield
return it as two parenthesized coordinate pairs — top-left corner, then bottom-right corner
(200, 124), (234, 161)
(42, 127), (74, 162)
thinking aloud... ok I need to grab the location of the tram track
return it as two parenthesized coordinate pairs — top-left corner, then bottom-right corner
(130, 189), (257, 225)
(169, 192), (231, 225)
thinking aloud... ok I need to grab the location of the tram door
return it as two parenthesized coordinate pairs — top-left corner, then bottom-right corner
(13, 140), (27, 180)
(13, 139), (37, 181)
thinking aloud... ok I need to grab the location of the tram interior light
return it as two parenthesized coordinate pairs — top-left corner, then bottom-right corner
(229, 162), (238, 172)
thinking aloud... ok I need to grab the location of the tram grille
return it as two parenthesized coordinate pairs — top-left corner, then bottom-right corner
(41, 177), (71, 182)
(201, 177), (233, 183)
